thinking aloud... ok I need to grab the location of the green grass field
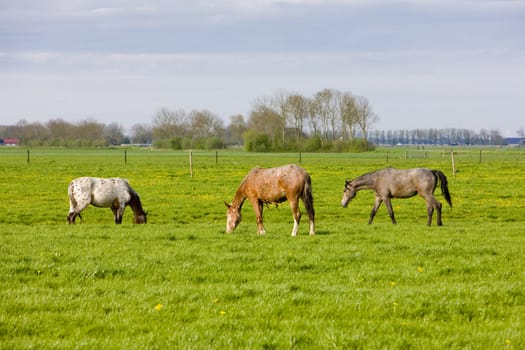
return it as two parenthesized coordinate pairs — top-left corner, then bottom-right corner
(1, 147), (524, 349)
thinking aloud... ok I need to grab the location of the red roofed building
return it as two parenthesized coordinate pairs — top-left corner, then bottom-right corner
(1, 138), (20, 146)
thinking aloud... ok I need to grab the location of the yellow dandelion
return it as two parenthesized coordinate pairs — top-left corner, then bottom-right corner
(220, 310), (226, 316)
(390, 281), (396, 287)
(417, 266), (424, 273)
(393, 302), (398, 313)
(155, 303), (163, 311)
(505, 339), (511, 345)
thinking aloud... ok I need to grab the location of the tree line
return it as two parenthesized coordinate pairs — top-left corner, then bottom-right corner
(0, 119), (127, 147)
(0, 88), (378, 151)
(0, 88), (517, 149)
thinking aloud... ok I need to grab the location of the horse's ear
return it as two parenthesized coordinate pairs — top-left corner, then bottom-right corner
(224, 201), (231, 208)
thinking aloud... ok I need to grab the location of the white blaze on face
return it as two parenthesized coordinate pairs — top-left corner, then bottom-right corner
(226, 207), (241, 233)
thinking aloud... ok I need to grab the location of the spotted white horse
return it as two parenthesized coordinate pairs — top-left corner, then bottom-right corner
(67, 177), (147, 224)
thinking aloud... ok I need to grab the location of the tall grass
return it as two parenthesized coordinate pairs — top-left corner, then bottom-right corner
(1, 147), (524, 348)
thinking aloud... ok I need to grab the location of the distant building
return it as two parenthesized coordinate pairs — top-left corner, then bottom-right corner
(504, 137), (524, 146)
(0, 138), (20, 146)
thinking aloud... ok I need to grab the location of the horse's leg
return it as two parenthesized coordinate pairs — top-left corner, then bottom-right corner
(288, 199), (301, 236)
(426, 203), (434, 226)
(368, 196), (383, 224)
(424, 196), (442, 226)
(67, 211), (77, 224)
(436, 200), (443, 226)
(68, 200), (89, 224)
(302, 189), (315, 236)
(111, 204), (125, 224)
(308, 218), (315, 236)
(250, 198), (265, 234)
(111, 207), (119, 224)
(117, 204), (126, 224)
(68, 209), (86, 224)
(67, 200), (78, 224)
(384, 197), (397, 224)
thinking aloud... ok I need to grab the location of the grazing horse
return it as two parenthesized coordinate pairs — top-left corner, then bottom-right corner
(67, 177), (147, 224)
(225, 164), (315, 236)
(341, 167), (452, 226)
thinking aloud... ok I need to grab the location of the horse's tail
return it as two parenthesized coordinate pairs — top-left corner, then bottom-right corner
(302, 173), (315, 220)
(432, 170), (452, 207)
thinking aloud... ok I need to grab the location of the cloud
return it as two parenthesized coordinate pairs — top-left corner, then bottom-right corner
(2, 0), (524, 54)
(1, 0), (524, 134)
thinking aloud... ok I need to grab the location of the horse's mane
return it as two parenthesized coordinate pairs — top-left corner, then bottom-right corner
(231, 175), (249, 208)
(125, 182), (144, 210)
(350, 170), (380, 187)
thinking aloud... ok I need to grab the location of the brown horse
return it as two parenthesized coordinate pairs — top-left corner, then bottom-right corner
(225, 164), (315, 236)
(67, 177), (147, 224)
(341, 167), (452, 226)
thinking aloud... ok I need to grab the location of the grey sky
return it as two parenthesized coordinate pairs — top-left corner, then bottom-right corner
(1, 0), (524, 135)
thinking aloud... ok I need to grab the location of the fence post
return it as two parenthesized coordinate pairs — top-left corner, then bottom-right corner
(216, 150), (218, 165)
(299, 152), (302, 164)
(451, 151), (456, 177)
(27, 149), (30, 164)
(124, 150), (127, 165)
(479, 149), (482, 163)
(189, 150), (193, 178)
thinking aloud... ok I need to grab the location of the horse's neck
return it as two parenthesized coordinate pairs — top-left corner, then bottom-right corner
(231, 183), (247, 209)
(128, 191), (144, 215)
(353, 174), (376, 190)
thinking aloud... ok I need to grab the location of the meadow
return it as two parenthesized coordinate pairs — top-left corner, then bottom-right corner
(0, 147), (524, 349)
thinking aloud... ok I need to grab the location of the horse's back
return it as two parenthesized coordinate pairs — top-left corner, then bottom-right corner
(375, 168), (435, 196)
(246, 164), (309, 201)
(251, 164), (308, 185)
(383, 168), (434, 181)
(69, 177), (130, 207)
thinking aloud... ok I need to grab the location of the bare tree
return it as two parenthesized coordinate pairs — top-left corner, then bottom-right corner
(271, 90), (290, 145)
(152, 108), (187, 140)
(47, 118), (74, 142)
(76, 119), (105, 145)
(311, 88), (339, 143)
(103, 123), (125, 145)
(285, 93), (309, 142)
(188, 110), (224, 139)
(354, 95), (378, 149)
(247, 103), (284, 149)
(337, 91), (358, 142)
(226, 114), (247, 146)
(130, 123), (153, 144)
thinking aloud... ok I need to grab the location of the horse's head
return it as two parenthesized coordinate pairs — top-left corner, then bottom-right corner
(341, 180), (357, 208)
(134, 211), (148, 224)
(225, 202), (241, 233)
